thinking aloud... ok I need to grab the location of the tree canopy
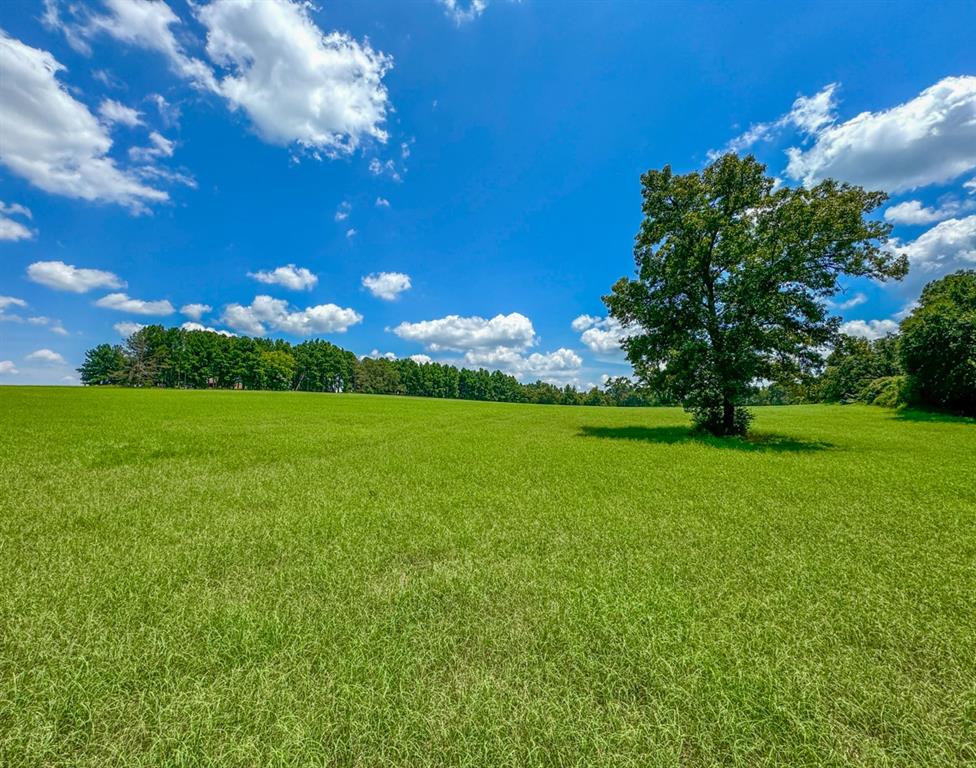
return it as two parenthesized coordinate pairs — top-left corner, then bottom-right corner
(900, 269), (976, 416)
(604, 153), (908, 435)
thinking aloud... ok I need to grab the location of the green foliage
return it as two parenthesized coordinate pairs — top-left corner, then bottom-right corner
(820, 334), (902, 403)
(77, 343), (126, 385)
(3, 389), (975, 765)
(899, 269), (976, 416)
(605, 153), (907, 436)
(81, 326), (644, 407)
(859, 375), (909, 408)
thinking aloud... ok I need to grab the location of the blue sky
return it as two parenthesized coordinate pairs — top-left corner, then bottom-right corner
(1, 0), (975, 385)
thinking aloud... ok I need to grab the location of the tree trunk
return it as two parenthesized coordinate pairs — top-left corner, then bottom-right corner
(722, 397), (735, 436)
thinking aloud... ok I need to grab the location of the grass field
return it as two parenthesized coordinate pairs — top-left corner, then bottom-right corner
(1, 387), (974, 766)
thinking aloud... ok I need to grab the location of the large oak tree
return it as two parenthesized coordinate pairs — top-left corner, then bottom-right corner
(605, 153), (907, 436)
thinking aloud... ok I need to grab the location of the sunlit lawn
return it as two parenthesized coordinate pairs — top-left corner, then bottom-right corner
(1, 387), (973, 766)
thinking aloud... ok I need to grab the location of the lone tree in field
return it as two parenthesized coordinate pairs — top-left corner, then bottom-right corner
(604, 153), (907, 436)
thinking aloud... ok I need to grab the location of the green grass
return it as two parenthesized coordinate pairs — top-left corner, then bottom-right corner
(1, 387), (974, 767)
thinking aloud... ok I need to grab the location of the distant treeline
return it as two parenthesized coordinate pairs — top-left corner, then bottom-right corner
(78, 269), (974, 415)
(78, 324), (668, 407)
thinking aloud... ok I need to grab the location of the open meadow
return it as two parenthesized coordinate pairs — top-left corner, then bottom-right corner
(1, 387), (974, 766)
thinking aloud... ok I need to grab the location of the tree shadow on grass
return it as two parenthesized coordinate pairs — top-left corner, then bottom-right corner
(578, 425), (833, 452)
(893, 408), (974, 425)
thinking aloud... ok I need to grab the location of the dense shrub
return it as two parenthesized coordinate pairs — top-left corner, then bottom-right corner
(858, 375), (908, 408)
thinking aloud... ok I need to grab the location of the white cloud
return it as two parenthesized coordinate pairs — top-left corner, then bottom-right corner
(464, 346), (583, 383)
(222, 295), (362, 336)
(826, 292), (868, 311)
(26, 315), (69, 335)
(375, 196), (390, 208)
(198, 0), (391, 156)
(51, 0), (393, 158)
(0, 296), (28, 314)
(571, 314), (601, 332)
(95, 292), (175, 315)
(786, 76), (976, 193)
(440, 0), (488, 24)
(574, 315), (637, 359)
(884, 199), (972, 225)
(715, 83), (839, 157)
(966, 178), (976, 194)
(181, 321), (235, 337)
(840, 319), (899, 340)
(366, 349), (397, 361)
(895, 215), (976, 275)
(81, 0), (216, 89)
(334, 201), (351, 221)
(0, 31), (167, 208)
(114, 321), (146, 337)
(180, 303), (211, 320)
(26, 348), (66, 364)
(0, 360), (18, 375)
(362, 271), (411, 300)
(393, 312), (536, 352)
(98, 98), (143, 127)
(128, 131), (175, 162)
(0, 200), (35, 241)
(27, 260), (125, 293)
(409, 354), (432, 364)
(149, 93), (180, 127)
(247, 264), (318, 290)
(346, 228), (357, 239)
(368, 157), (401, 181)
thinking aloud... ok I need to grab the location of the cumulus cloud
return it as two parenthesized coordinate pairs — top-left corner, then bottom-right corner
(98, 98), (143, 127)
(786, 76), (976, 193)
(440, 0), (488, 24)
(26, 348), (66, 364)
(27, 260), (125, 293)
(181, 321), (235, 336)
(0, 31), (166, 208)
(894, 215), (976, 276)
(368, 157), (401, 181)
(840, 319), (899, 340)
(0, 360), (18, 375)
(222, 295), (362, 336)
(346, 228), (357, 239)
(464, 346), (583, 382)
(573, 315), (637, 359)
(715, 83), (839, 157)
(95, 292), (175, 315)
(180, 303), (211, 320)
(393, 312), (536, 352)
(334, 201), (351, 221)
(375, 197), (390, 208)
(410, 354), (432, 364)
(366, 349), (397, 361)
(0, 201), (34, 241)
(198, 0), (391, 156)
(247, 264), (318, 290)
(571, 314), (601, 332)
(884, 199), (972, 225)
(362, 271), (411, 300)
(114, 321), (146, 337)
